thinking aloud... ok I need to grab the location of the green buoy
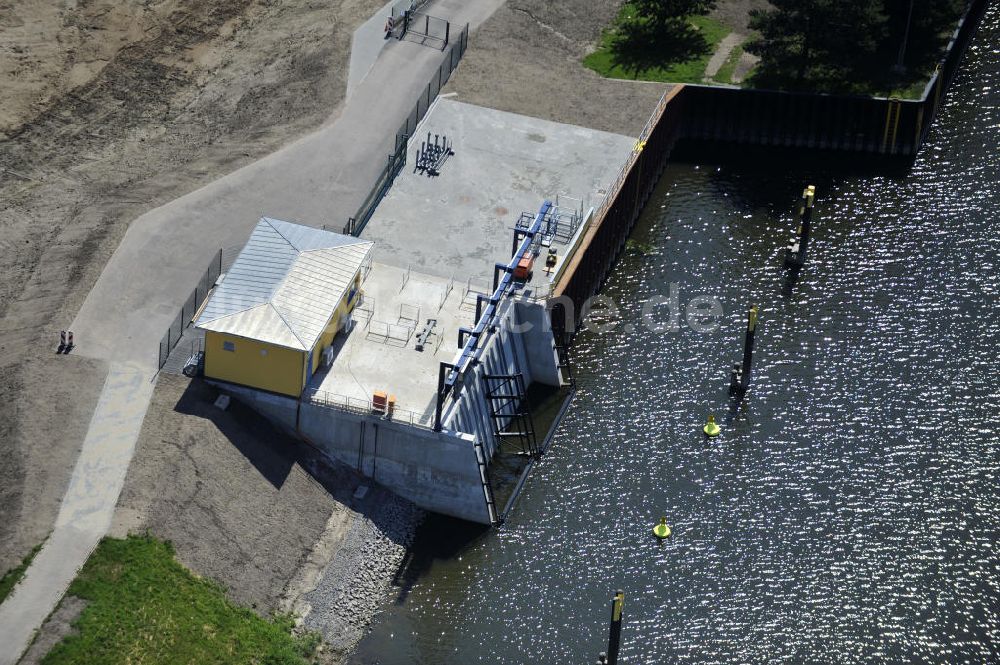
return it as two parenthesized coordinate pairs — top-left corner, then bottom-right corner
(703, 414), (720, 437)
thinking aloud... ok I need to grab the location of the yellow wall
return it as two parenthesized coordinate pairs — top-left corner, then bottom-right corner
(310, 275), (362, 373)
(204, 330), (305, 397)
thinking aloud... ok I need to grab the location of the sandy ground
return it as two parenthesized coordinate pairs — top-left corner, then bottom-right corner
(441, 0), (770, 135)
(443, 0), (667, 137)
(0, 0), (382, 573)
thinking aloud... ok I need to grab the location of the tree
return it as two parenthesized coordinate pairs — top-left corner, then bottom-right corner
(609, 0), (717, 77)
(746, 0), (967, 93)
(747, 0), (887, 91)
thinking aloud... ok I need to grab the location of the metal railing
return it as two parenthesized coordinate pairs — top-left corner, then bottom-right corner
(344, 22), (470, 237)
(157, 249), (223, 369)
(302, 388), (435, 430)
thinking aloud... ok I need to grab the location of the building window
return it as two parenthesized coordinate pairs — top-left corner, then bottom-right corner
(223, 341), (235, 352)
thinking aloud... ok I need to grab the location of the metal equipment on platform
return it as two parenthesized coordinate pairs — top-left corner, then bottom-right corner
(414, 132), (454, 176)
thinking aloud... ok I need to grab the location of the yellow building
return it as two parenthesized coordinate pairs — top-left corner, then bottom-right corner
(195, 217), (373, 397)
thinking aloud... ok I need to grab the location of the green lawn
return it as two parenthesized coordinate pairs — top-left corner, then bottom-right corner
(0, 541), (44, 603)
(583, 14), (730, 84)
(42, 535), (320, 665)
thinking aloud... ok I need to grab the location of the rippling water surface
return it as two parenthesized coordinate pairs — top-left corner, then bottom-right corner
(350, 9), (1000, 664)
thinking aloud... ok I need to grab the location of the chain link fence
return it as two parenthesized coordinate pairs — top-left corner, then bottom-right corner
(157, 248), (223, 369)
(344, 22), (470, 237)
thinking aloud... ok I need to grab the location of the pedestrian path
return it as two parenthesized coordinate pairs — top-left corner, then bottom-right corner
(0, 363), (155, 665)
(0, 0), (506, 660)
(347, 0), (396, 97)
(704, 32), (744, 82)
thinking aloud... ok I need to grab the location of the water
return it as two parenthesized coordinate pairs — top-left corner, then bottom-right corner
(349, 9), (1000, 664)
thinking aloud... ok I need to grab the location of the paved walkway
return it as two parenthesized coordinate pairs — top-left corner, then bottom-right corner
(347, 0), (395, 97)
(0, 0), (507, 661)
(70, 0), (506, 367)
(0, 363), (154, 665)
(703, 31), (743, 82)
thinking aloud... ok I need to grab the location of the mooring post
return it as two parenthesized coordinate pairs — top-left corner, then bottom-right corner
(784, 185), (816, 267)
(741, 305), (757, 389)
(730, 305), (759, 393)
(607, 589), (624, 665)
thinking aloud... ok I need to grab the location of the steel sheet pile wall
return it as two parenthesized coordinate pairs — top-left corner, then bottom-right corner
(679, 0), (989, 158)
(553, 87), (685, 317)
(551, 0), (988, 324)
(680, 85), (924, 156)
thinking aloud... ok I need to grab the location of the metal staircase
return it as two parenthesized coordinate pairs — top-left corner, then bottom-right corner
(482, 372), (539, 458)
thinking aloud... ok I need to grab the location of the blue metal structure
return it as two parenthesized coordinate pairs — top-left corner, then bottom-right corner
(434, 200), (553, 431)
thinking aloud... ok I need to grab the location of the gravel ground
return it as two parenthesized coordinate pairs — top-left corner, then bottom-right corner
(302, 492), (424, 660)
(16, 596), (87, 665)
(98, 374), (422, 663)
(0, 353), (106, 574)
(709, 0), (772, 33)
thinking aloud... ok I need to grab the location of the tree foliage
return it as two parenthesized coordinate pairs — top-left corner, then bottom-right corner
(609, 0), (717, 76)
(747, 0), (967, 93)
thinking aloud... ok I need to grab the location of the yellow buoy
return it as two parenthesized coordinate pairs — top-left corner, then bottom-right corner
(703, 414), (720, 437)
(653, 517), (672, 539)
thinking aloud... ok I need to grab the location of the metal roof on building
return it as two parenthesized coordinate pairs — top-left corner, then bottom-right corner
(195, 218), (372, 351)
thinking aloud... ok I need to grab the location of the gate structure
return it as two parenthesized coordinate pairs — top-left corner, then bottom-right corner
(398, 11), (451, 50)
(482, 372), (538, 458)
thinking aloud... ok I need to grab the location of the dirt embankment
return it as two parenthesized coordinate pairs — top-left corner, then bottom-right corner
(443, 0), (668, 137)
(110, 374), (422, 660)
(443, 0), (769, 136)
(0, 0), (382, 572)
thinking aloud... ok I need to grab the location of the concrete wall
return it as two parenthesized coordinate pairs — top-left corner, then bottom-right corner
(213, 379), (493, 524)
(298, 403), (492, 524)
(515, 299), (562, 387)
(442, 297), (559, 460)
(210, 381), (300, 435)
(210, 284), (560, 526)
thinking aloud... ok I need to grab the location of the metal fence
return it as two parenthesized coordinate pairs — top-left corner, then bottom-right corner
(344, 22), (470, 237)
(302, 388), (435, 430)
(157, 248), (223, 369)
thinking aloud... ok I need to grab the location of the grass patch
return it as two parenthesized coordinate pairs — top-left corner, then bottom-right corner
(42, 535), (320, 665)
(583, 13), (729, 84)
(712, 42), (745, 85)
(0, 541), (44, 604)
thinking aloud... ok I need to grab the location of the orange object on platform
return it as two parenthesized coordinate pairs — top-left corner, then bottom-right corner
(514, 251), (534, 281)
(372, 390), (388, 413)
(388, 394), (397, 417)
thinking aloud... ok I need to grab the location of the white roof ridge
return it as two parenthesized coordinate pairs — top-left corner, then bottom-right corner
(267, 302), (308, 349)
(262, 217), (299, 251)
(196, 301), (268, 325)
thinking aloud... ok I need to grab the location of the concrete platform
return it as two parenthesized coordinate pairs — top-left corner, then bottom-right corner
(308, 261), (479, 420)
(362, 98), (636, 284)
